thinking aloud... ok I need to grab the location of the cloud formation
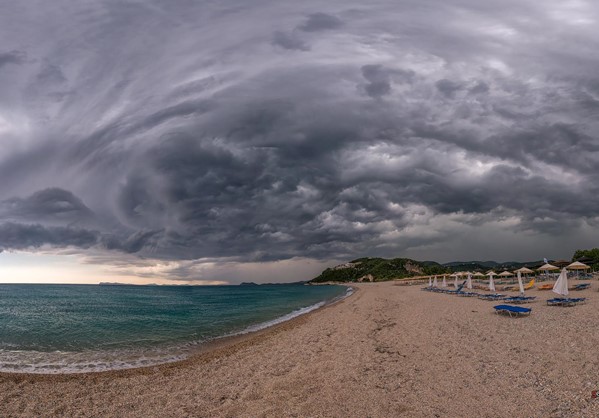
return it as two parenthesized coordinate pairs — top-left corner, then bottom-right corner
(1, 0), (599, 281)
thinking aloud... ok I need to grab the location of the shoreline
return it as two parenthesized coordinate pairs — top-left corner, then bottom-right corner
(0, 285), (356, 381)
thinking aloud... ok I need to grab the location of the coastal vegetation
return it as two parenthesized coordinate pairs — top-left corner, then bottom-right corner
(310, 247), (599, 283)
(310, 257), (447, 283)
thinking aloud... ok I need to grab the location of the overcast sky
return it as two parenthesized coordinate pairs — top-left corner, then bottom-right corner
(1, 0), (599, 283)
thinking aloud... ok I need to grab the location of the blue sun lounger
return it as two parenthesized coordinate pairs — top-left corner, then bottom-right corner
(503, 296), (536, 304)
(457, 291), (479, 297)
(493, 305), (532, 317)
(547, 298), (587, 306)
(572, 283), (590, 291)
(478, 293), (505, 301)
(446, 280), (467, 294)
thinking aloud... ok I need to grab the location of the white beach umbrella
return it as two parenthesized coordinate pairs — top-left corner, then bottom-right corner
(517, 271), (524, 295)
(442, 275), (447, 287)
(428, 277), (432, 287)
(454, 275), (458, 288)
(466, 273), (473, 289)
(553, 268), (569, 297)
(433, 276), (438, 287)
(488, 272), (496, 292)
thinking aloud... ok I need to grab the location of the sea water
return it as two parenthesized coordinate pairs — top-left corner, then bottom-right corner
(0, 283), (349, 373)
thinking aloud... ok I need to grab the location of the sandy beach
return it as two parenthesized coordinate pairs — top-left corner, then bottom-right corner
(2, 281), (599, 417)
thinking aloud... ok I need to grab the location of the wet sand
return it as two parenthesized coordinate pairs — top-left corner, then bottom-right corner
(2, 281), (599, 417)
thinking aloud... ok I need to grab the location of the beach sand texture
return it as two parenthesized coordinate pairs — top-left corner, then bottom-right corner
(2, 281), (599, 417)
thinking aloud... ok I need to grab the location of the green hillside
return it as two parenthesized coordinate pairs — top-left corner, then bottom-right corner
(309, 257), (448, 283)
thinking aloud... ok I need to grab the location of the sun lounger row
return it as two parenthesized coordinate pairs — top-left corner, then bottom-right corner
(423, 288), (540, 303)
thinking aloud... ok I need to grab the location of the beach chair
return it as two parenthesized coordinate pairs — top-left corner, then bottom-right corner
(571, 283), (590, 291)
(457, 291), (479, 297)
(478, 293), (505, 301)
(446, 280), (467, 294)
(546, 298), (586, 307)
(547, 298), (566, 306)
(537, 284), (553, 290)
(493, 305), (532, 317)
(503, 296), (536, 304)
(504, 279), (536, 292)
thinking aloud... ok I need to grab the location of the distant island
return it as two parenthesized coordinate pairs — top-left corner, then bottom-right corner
(98, 282), (132, 286)
(309, 248), (599, 283)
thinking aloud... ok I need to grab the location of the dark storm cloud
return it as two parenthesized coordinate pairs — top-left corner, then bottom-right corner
(2, 0), (599, 277)
(359, 65), (415, 98)
(1, 188), (93, 223)
(272, 31), (310, 51)
(100, 230), (162, 254)
(298, 13), (343, 32)
(435, 79), (463, 98)
(361, 65), (392, 98)
(0, 223), (99, 251)
(0, 50), (26, 68)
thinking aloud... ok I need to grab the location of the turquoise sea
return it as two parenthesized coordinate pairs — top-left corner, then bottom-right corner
(0, 283), (348, 373)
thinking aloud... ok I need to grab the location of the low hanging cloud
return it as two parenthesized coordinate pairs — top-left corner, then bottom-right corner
(1, 0), (599, 281)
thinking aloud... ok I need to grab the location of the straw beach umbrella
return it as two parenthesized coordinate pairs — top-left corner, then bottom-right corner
(515, 267), (534, 274)
(567, 261), (590, 270)
(537, 263), (559, 281)
(553, 268), (569, 297)
(567, 261), (590, 278)
(472, 272), (484, 288)
(498, 271), (513, 283)
(538, 263), (559, 271)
